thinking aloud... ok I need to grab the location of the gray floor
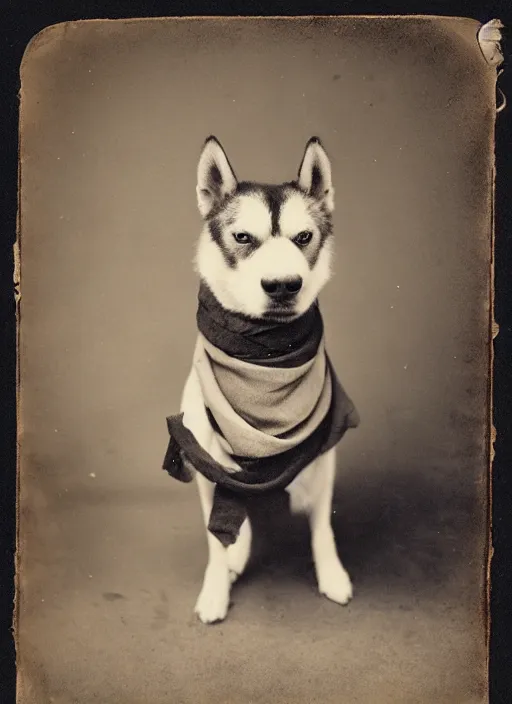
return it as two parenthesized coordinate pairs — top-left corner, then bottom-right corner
(17, 461), (487, 704)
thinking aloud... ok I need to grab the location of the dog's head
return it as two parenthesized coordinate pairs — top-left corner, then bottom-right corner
(194, 136), (335, 320)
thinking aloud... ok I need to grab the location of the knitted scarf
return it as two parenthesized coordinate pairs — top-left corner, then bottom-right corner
(163, 284), (359, 547)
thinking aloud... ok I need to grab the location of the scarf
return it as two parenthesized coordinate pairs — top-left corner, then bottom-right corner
(163, 284), (359, 547)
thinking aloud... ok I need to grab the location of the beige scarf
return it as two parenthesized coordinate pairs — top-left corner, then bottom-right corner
(195, 333), (333, 460)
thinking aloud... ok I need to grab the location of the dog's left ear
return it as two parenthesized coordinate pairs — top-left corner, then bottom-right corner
(297, 137), (334, 213)
(196, 136), (238, 218)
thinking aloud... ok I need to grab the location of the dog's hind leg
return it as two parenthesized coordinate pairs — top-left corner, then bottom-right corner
(293, 449), (353, 605)
(227, 517), (252, 583)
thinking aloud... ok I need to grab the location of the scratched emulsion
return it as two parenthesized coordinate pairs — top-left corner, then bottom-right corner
(17, 16), (496, 704)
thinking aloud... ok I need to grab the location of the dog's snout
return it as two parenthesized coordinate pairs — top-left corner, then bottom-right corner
(261, 276), (303, 299)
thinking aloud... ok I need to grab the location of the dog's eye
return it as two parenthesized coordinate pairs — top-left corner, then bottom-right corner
(294, 231), (313, 246)
(233, 232), (253, 244)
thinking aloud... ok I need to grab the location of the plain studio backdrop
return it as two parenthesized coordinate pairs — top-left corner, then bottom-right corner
(18, 17), (494, 704)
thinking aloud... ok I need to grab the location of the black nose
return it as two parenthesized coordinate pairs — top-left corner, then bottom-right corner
(261, 276), (303, 300)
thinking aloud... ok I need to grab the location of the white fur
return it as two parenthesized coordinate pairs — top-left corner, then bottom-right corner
(181, 137), (352, 623)
(279, 192), (316, 236)
(229, 194), (272, 238)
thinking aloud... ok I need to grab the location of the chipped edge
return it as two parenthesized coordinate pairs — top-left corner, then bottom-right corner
(478, 19), (505, 67)
(14, 54), (23, 704)
(485, 146), (495, 690)
(485, 50), (502, 691)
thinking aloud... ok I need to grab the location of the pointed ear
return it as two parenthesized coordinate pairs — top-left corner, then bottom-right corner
(196, 136), (238, 218)
(297, 137), (334, 212)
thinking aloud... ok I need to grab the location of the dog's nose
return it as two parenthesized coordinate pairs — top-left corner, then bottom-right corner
(261, 277), (303, 299)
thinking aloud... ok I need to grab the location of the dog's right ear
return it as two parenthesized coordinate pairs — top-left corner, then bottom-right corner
(196, 136), (238, 218)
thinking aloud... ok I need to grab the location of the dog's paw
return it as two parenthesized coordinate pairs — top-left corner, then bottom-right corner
(317, 559), (353, 606)
(194, 566), (231, 624)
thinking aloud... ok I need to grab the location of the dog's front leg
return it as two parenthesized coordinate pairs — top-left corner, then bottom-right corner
(307, 449), (353, 605)
(181, 368), (233, 623)
(194, 472), (232, 624)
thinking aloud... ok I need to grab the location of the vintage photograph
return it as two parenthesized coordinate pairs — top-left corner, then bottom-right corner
(17, 16), (497, 703)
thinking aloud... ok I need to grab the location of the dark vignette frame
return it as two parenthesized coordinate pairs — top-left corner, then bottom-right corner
(1, 2), (510, 702)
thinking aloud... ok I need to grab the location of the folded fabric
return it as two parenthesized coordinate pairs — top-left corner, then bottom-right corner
(163, 284), (359, 546)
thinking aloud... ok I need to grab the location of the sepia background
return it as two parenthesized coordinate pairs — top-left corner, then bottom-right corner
(18, 17), (495, 704)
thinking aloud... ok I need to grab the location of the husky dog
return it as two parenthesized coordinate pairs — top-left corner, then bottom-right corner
(174, 136), (356, 624)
